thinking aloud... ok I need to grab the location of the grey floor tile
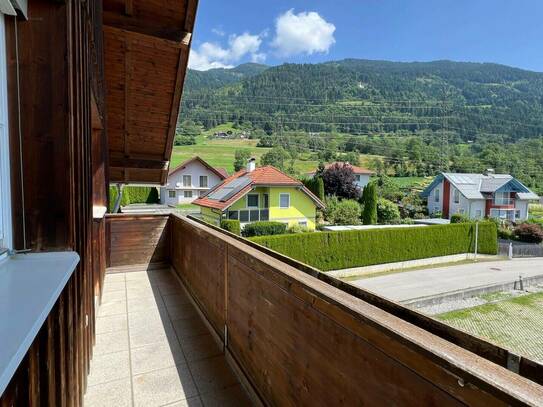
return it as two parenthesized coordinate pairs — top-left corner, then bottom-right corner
(200, 385), (252, 407)
(131, 340), (187, 375)
(96, 313), (128, 335)
(100, 289), (127, 304)
(164, 397), (203, 407)
(172, 317), (209, 340)
(84, 378), (132, 407)
(102, 280), (126, 293)
(94, 329), (129, 356)
(97, 299), (127, 317)
(162, 293), (191, 309)
(104, 273), (126, 283)
(132, 365), (199, 407)
(188, 356), (238, 396)
(179, 334), (222, 362)
(128, 308), (172, 331)
(129, 320), (178, 348)
(128, 296), (166, 314)
(87, 350), (130, 387)
(166, 302), (199, 322)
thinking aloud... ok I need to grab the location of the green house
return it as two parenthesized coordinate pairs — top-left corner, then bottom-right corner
(193, 162), (325, 230)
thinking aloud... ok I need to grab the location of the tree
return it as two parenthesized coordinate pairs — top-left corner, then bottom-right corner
(302, 176), (325, 201)
(343, 151), (360, 166)
(321, 163), (360, 199)
(233, 149), (251, 172)
(376, 198), (401, 224)
(324, 196), (361, 225)
(376, 175), (403, 202)
(361, 182), (378, 225)
(260, 147), (289, 170)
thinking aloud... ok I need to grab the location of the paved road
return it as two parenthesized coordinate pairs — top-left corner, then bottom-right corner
(350, 258), (543, 302)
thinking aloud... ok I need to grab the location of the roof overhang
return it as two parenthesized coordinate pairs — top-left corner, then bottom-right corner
(104, 0), (198, 184)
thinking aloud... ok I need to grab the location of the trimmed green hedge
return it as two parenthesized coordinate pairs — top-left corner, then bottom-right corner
(242, 221), (287, 237)
(220, 219), (241, 236)
(250, 223), (498, 271)
(108, 186), (159, 212)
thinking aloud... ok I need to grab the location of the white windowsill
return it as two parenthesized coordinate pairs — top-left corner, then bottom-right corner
(0, 251), (80, 395)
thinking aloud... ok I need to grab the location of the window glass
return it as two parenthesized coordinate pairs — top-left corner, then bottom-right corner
(260, 209), (269, 221)
(183, 175), (191, 187)
(0, 14), (11, 250)
(280, 193), (290, 208)
(239, 210), (249, 222)
(263, 194), (269, 208)
(355, 175), (361, 182)
(250, 210), (259, 221)
(168, 190), (176, 198)
(475, 210), (482, 218)
(434, 188), (440, 202)
(515, 210), (521, 219)
(199, 190), (206, 197)
(453, 189), (460, 204)
(247, 194), (259, 208)
(199, 176), (208, 188)
(228, 211), (238, 220)
(184, 191), (193, 198)
(299, 221), (307, 227)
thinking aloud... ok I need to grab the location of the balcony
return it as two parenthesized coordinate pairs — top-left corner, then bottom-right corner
(88, 213), (543, 406)
(493, 197), (515, 206)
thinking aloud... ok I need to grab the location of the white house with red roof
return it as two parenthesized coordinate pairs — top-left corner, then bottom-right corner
(307, 162), (374, 190)
(160, 156), (228, 205)
(194, 159), (325, 230)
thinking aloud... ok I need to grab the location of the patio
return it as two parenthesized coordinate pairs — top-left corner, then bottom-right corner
(84, 265), (251, 406)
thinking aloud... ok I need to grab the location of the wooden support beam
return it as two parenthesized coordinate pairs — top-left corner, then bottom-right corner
(110, 156), (169, 171)
(124, 0), (133, 16)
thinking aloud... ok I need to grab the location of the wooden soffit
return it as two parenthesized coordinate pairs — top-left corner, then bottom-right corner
(103, 0), (198, 184)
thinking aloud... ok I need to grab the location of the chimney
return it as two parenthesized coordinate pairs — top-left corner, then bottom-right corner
(484, 168), (495, 176)
(247, 157), (256, 172)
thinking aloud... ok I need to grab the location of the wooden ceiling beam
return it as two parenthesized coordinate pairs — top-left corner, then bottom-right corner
(110, 156), (169, 171)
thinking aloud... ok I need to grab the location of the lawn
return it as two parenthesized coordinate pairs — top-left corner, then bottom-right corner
(437, 291), (543, 363)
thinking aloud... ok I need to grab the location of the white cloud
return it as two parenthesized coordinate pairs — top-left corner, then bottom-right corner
(211, 27), (225, 36)
(271, 9), (336, 57)
(188, 32), (265, 71)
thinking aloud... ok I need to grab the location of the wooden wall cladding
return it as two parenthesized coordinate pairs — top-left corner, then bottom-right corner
(169, 215), (543, 406)
(106, 214), (170, 267)
(1, 0), (105, 405)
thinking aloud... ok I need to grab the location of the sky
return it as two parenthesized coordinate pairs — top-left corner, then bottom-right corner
(188, 0), (543, 72)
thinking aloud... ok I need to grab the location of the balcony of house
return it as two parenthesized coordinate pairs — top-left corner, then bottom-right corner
(85, 212), (543, 406)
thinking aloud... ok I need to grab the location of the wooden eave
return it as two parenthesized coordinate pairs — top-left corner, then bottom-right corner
(103, 0), (198, 184)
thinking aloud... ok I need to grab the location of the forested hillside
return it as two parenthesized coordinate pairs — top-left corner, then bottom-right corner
(179, 59), (543, 192)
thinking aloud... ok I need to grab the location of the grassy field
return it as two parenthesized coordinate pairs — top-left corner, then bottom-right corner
(437, 291), (543, 363)
(391, 176), (427, 188)
(171, 125), (377, 175)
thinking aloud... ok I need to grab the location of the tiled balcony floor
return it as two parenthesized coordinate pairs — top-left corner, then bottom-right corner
(84, 265), (252, 407)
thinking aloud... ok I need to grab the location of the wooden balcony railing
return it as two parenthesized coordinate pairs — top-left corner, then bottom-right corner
(104, 213), (543, 406)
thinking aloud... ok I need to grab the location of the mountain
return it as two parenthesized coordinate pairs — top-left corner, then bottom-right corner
(182, 59), (543, 141)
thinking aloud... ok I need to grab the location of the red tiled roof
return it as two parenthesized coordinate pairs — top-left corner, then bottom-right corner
(308, 162), (374, 175)
(168, 156), (227, 180)
(194, 166), (325, 210)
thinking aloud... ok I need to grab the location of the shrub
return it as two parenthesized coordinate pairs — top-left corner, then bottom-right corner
(450, 213), (470, 223)
(220, 219), (241, 236)
(242, 221), (287, 237)
(361, 182), (378, 225)
(324, 196), (361, 225)
(321, 163), (360, 199)
(376, 198), (400, 224)
(302, 176), (325, 202)
(250, 223), (498, 271)
(108, 186), (159, 212)
(498, 227), (515, 240)
(287, 224), (309, 234)
(514, 223), (543, 243)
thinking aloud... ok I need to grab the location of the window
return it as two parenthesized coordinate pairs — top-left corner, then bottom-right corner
(228, 211), (238, 220)
(247, 194), (259, 208)
(183, 175), (191, 187)
(299, 221), (308, 227)
(355, 175), (361, 182)
(239, 210), (249, 222)
(249, 210), (259, 222)
(199, 190), (206, 197)
(199, 175), (208, 188)
(458, 208), (465, 214)
(280, 193), (290, 209)
(184, 191), (193, 198)
(0, 13), (12, 252)
(475, 210), (482, 218)
(168, 190), (176, 198)
(434, 188), (440, 203)
(515, 210), (521, 219)
(494, 192), (510, 205)
(263, 193), (269, 208)
(453, 188), (460, 204)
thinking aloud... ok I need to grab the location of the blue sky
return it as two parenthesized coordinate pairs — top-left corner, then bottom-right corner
(189, 0), (543, 72)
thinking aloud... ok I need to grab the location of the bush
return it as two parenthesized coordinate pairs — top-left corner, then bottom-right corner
(250, 223), (498, 271)
(302, 176), (325, 201)
(376, 198), (400, 224)
(242, 221), (287, 237)
(287, 224), (309, 234)
(220, 219), (241, 236)
(450, 213), (470, 223)
(498, 227), (515, 240)
(361, 182), (378, 225)
(514, 223), (543, 243)
(324, 196), (361, 225)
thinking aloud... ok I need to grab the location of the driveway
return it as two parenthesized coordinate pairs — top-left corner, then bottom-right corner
(350, 258), (543, 303)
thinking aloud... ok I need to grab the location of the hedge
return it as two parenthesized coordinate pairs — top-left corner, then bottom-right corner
(242, 221), (287, 237)
(220, 219), (241, 236)
(250, 222), (497, 271)
(108, 186), (159, 212)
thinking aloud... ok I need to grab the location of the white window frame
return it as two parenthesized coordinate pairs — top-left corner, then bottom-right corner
(184, 190), (193, 198)
(246, 193), (259, 208)
(453, 188), (460, 204)
(168, 190), (176, 198)
(279, 193), (290, 209)
(434, 188), (440, 203)
(0, 13), (12, 252)
(199, 175), (208, 188)
(183, 175), (191, 187)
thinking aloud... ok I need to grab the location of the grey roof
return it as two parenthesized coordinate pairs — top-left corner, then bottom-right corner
(517, 192), (540, 200)
(442, 173), (485, 199)
(480, 175), (512, 192)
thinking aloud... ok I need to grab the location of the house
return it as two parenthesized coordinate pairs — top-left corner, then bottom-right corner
(421, 171), (540, 221)
(194, 159), (325, 230)
(160, 157), (228, 205)
(308, 162), (374, 189)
